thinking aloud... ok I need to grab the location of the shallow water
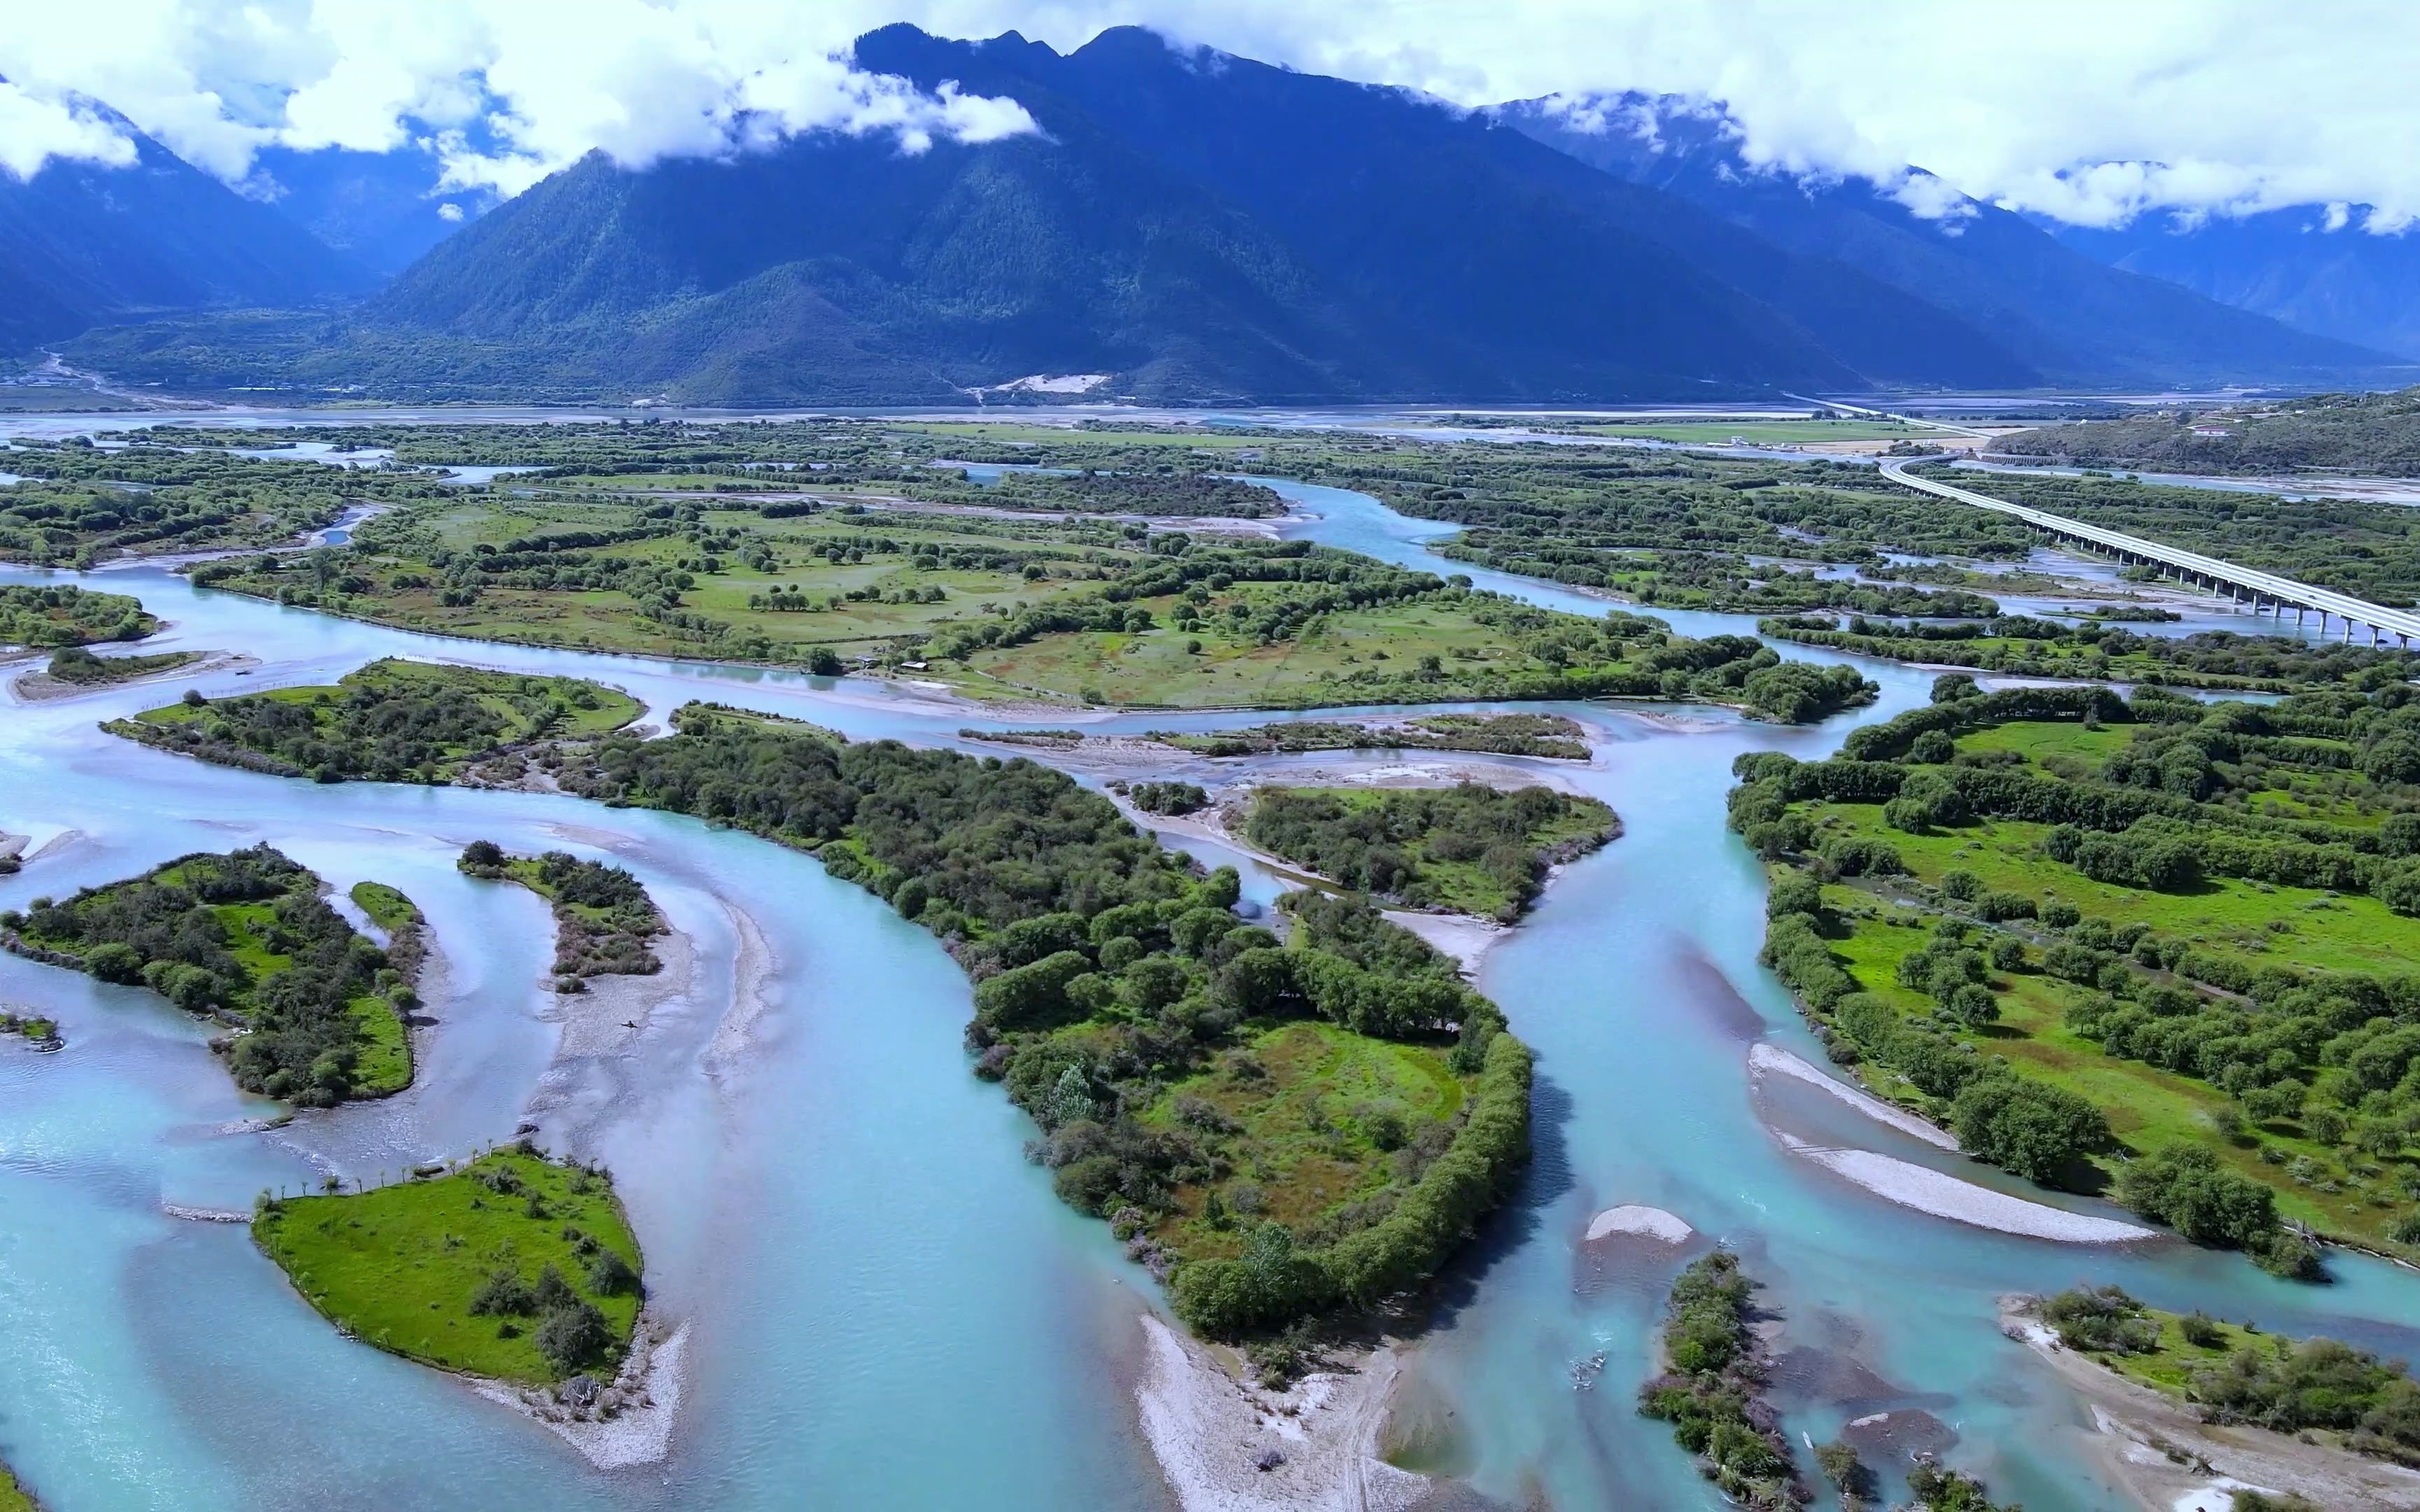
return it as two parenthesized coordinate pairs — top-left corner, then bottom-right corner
(6, 428), (2420, 1511)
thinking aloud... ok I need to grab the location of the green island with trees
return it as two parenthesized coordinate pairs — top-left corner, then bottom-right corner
(1732, 676), (2420, 1272)
(1242, 783), (1619, 922)
(1143, 712), (1592, 760)
(0, 1008), (60, 1049)
(2033, 1283), (2420, 1466)
(0, 846), (418, 1105)
(457, 843), (665, 990)
(36, 645), (202, 687)
(253, 1145), (641, 1385)
(116, 670), (1538, 1345)
(1636, 1250), (1805, 1509)
(0, 583), (158, 648)
(108, 657), (641, 783)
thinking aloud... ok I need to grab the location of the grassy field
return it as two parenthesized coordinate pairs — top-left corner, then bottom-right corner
(1141, 1020), (1466, 1259)
(944, 597), (1581, 708)
(1810, 803), (2412, 979)
(213, 498), (1141, 666)
(0, 1461), (32, 1512)
(347, 881), (419, 932)
(1813, 882), (2379, 1238)
(1760, 694), (2420, 1253)
(253, 1149), (642, 1384)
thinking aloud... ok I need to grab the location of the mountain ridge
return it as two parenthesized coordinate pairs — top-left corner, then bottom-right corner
(0, 92), (373, 353)
(45, 27), (2417, 404)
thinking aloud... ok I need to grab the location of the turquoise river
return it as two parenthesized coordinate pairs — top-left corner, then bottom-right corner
(2, 424), (2416, 1511)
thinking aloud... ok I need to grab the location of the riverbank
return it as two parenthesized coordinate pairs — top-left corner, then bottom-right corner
(1998, 1295), (2420, 1511)
(471, 1317), (688, 1471)
(1134, 1314), (1428, 1512)
(1748, 1042), (1959, 1152)
(1776, 1133), (2156, 1244)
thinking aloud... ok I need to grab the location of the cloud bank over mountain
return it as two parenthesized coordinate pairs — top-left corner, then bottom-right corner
(1, 0), (2416, 236)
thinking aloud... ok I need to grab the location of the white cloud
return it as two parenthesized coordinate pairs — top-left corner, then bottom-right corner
(0, 0), (1038, 196)
(436, 201), (465, 222)
(0, 0), (2413, 235)
(0, 79), (137, 180)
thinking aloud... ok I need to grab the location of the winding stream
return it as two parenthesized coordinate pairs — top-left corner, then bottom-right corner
(5, 426), (2419, 1511)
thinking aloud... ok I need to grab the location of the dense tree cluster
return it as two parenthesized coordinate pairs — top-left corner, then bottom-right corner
(1636, 1251), (1804, 1510)
(1, 846), (408, 1105)
(109, 659), (629, 783)
(460, 844), (665, 983)
(1243, 782), (1616, 921)
(0, 583), (157, 648)
(1122, 781), (1209, 816)
(42, 645), (197, 686)
(1765, 613), (2419, 693)
(1734, 679), (2420, 1270)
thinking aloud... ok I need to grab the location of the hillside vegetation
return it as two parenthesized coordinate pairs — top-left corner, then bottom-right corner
(1997, 388), (2420, 477)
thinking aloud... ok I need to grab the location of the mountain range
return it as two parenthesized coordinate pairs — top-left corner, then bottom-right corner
(2051, 209), (2420, 363)
(11, 28), (2419, 405)
(0, 91), (375, 353)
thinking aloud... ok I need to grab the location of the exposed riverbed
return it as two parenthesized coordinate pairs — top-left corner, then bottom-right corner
(6, 421), (2420, 1512)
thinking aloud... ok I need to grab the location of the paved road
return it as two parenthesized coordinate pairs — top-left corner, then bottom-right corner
(1879, 456), (2420, 645)
(1781, 393), (1994, 440)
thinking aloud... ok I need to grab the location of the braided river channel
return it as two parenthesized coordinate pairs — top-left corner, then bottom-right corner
(4, 430), (2419, 1511)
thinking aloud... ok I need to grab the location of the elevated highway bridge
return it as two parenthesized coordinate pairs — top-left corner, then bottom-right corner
(1879, 456), (2420, 649)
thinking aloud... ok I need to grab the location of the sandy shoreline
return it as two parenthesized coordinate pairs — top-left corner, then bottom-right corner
(1748, 1042), (1960, 1152)
(1776, 1133), (2156, 1242)
(471, 1317), (688, 1470)
(1134, 1315), (1427, 1512)
(2000, 1295), (2420, 1511)
(544, 925), (694, 1061)
(1583, 1205), (1695, 1245)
